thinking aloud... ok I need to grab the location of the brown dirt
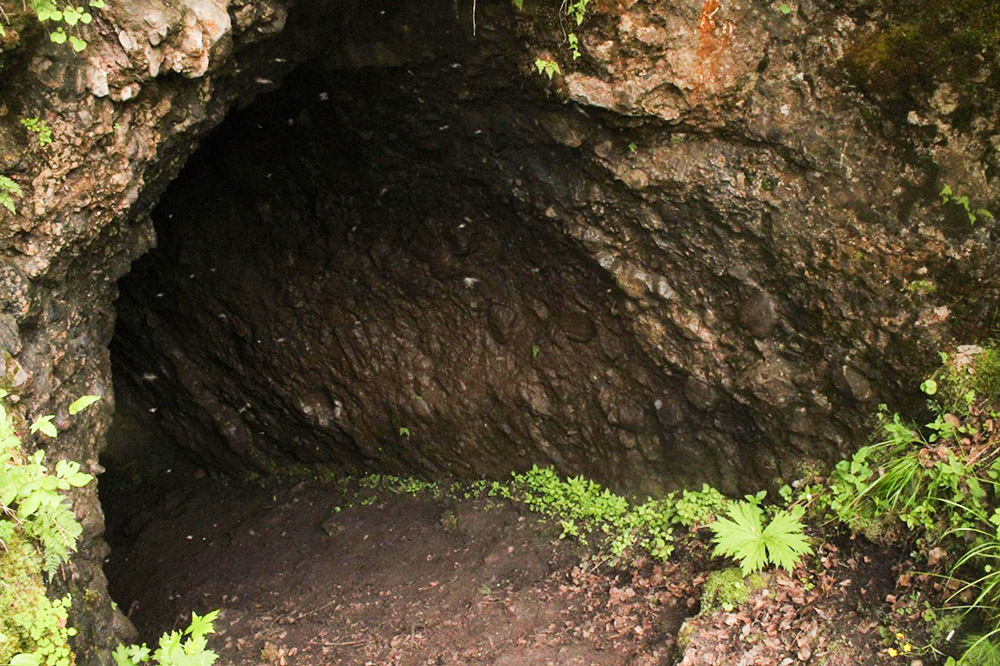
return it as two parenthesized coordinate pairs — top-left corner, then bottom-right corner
(101, 474), (948, 666)
(103, 476), (694, 666)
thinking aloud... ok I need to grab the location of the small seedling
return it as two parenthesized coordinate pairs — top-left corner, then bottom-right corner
(20, 118), (53, 147)
(940, 184), (994, 225)
(399, 427), (411, 438)
(534, 59), (561, 80)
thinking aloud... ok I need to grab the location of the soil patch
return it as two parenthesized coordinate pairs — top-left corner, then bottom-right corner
(101, 474), (944, 665)
(103, 476), (694, 665)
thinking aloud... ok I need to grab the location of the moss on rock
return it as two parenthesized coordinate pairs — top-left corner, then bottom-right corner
(700, 567), (766, 614)
(844, 0), (1000, 106)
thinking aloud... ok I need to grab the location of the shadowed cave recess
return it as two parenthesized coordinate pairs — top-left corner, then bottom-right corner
(104, 60), (773, 501)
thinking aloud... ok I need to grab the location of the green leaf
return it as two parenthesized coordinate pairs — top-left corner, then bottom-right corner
(921, 379), (938, 395)
(69, 35), (88, 51)
(69, 394), (101, 415)
(11, 654), (42, 666)
(18, 490), (42, 518)
(1, 481), (17, 507)
(512, 0), (523, 8)
(89, 0), (106, 8)
(49, 29), (67, 44)
(80, 11), (92, 23)
(30, 414), (58, 438)
(185, 610), (220, 642)
(779, 3), (791, 13)
(710, 501), (812, 575)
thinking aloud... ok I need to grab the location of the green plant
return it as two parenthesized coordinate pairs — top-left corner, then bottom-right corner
(1, 175), (23, 214)
(27, 0), (105, 51)
(908, 279), (938, 295)
(112, 610), (220, 666)
(534, 58), (561, 79)
(710, 502), (812, 575)
(1, 390), (98, 666)
(20, 118), (53, 147)
(941, 185), (995, 225)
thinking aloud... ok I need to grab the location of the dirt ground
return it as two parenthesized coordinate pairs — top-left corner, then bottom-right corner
(101, 473), (945, 666)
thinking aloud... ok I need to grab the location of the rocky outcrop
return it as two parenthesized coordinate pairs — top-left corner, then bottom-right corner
(1, 0), (998, 662)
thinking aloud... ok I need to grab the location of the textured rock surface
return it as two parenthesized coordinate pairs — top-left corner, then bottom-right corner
(0, 0), (998, 662)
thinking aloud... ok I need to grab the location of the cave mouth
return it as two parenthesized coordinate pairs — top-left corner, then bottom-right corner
(97, 49), (709, 649)
(101, 52), (720, 506)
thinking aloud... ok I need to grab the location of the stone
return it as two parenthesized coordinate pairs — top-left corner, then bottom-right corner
(739, 290), (779, 339)
(684, 377), (719, 411)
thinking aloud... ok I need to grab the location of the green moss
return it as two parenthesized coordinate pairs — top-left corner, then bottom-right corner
(700, 567), (764, 613)
(972, 346), (1000, 404)
(0, 530), (75, 666)
(844, 0), (1000, 104)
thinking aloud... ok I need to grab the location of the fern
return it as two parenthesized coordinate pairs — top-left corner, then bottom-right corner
(710, 502), (813, 575)
(1, 175), (23, 214)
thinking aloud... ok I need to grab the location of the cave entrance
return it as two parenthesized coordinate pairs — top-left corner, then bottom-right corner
(98, 28), (697, 655)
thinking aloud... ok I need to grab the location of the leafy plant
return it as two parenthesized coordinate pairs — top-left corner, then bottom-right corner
(941, 184), (995, 225)
(28, 0), (104, 51)
(1, 390), (98, 665)
(710, 502), (812, 575)
(20, 117), (53, 147)
(534, 58), (561, 79)
(112, 610), (220, 666)
(1, 175), (23, 214)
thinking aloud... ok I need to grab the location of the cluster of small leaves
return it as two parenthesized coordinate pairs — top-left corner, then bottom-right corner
(824, 348), (1000, 547)
(533, 58), (561, 79)
(20, 118), (54, 148)
(1, 392), (95, 574)
(517, 0), (589, 74)
(0, 526), (76, 666)
(112, 611), (220, 666)
(941, 184), (995, 225)
(26, 0), (106, 52)
(356, 473), (439, 496)
(511, 466), (742, 563)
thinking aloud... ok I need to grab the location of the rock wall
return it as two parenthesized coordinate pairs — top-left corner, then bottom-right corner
(0, 0), (997, 662)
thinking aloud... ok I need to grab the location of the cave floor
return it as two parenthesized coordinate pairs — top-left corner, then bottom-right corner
(102, 473), (928, 666)
(103, 474), (694, 665)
